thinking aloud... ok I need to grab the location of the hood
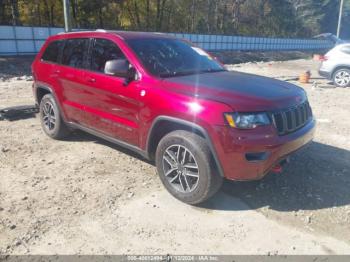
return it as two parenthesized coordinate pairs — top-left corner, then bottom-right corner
(161, 71), (307, 111)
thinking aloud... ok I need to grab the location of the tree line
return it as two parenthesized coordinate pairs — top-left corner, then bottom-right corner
(0, 0), (349, 38)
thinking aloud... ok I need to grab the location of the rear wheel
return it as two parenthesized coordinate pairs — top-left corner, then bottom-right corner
(155, 130), (223, 205)
(39, 94), (70, 139)
(333, 68), (350, 87)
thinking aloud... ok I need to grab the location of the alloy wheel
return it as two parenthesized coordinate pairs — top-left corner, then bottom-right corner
(162, 144), (199, 193)
(334, 70), (350, 87)
(42, 101), (56, 131)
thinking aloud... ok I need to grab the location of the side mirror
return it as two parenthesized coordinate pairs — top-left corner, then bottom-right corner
(104, 59), (137, 85)
(104, 59), (129, 77)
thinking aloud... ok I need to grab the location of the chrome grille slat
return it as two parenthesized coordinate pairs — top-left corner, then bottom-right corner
(272, 101), (312, 136)
(281, 112), (288, 132)
(302, 104), (307, 122)
(295, 107), (301, 127)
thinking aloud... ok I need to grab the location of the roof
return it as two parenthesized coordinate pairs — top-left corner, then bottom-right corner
(110, 31), (174, 40)
(58, 30), (174, 40)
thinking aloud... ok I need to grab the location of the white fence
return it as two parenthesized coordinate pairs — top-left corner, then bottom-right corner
(0, 25), (334, 56)
(0, 26), (65, 55)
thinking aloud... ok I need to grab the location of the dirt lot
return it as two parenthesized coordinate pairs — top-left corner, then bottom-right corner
(0, 56), (350, 255)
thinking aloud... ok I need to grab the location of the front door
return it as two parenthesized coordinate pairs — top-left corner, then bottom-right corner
(81, 38), (141, 146)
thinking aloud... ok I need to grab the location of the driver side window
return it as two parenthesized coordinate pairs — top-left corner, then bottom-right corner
(90, 38), (126, 73)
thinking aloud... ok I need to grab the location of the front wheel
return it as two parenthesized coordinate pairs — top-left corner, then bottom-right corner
(333, 68), (350, 87)
(155, 130), (223, 205)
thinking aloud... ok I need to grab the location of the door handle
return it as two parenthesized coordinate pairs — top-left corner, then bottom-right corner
(50, 69), (60, 77)
(87, 77), (96, 83)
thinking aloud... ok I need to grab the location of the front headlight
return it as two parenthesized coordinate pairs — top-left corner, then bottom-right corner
(224, 112), (270, 129)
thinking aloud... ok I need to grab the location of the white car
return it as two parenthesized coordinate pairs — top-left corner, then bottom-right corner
(319, 43), (350, 87)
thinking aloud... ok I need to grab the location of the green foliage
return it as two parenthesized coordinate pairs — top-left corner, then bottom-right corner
(0, 0), (349, 38)
(291, 0), (350, 38)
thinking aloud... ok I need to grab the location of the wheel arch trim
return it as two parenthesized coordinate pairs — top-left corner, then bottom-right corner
(332, 65), (350, 78)
(146, 116), (225, 177)
(34, 81), (68, 121)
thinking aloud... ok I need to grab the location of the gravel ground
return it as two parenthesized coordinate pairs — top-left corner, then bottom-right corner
(0, 56), (349, 255)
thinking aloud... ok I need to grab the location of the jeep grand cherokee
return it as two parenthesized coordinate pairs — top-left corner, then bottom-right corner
(32, 31), (316, 204)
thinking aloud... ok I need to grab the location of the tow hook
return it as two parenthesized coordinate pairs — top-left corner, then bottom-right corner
(271, 157), (290, 174)
(272, 164), (283, 173)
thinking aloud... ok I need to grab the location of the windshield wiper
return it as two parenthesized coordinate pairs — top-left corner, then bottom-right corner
(198, 68), (227, 74)
(159, 70), (199, 78)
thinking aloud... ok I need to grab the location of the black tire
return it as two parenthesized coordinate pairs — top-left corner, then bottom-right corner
(39, 94), (70, 139)
(155, 130), (223, 205)
(332, 68), (350, 87)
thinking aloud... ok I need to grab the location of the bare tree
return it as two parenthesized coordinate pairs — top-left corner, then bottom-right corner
(190, 0), (196, 32)
(0, 0), (5, 24)
(146, 0), (150, 29)
(133, 0), (141, 29)
(43, 0), (56, 26)
(10, 0), (20, 25)
(35, 0), (42, 26)
(156, 0), (167, 31)
(71, 0), (79, 28)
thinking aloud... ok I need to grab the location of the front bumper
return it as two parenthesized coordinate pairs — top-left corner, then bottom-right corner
(212, 119), (316, 180)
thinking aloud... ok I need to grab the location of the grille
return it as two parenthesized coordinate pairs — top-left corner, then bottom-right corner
(272, 101), (312, 136)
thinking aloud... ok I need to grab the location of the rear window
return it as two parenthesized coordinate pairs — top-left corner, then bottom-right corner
(41, 40), (64, 63)
(61, 38), (90, 68)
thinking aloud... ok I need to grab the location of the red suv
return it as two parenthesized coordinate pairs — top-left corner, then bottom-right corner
(32, 30), (316, 204)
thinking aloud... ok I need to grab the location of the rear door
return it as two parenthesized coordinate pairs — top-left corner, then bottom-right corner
(59, 38), (90, 124)
(81, 38), (141, 146)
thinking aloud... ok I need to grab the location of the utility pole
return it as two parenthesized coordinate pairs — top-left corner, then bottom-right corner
(337, 0), (344, 38)
(63, 0), (71, 32)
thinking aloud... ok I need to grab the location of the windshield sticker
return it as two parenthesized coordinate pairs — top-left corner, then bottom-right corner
(191, 47), (210, 57)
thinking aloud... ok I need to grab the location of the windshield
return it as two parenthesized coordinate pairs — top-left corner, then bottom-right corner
(126, 38), (226, 78)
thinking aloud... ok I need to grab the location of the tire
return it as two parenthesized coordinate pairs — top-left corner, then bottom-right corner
(39, 94), (70, 139)
(332, 68), (350, 87)
(155, 130), (223, 205)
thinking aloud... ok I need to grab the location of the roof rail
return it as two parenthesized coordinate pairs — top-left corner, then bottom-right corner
(96, 29), (107, 32)
(57, 31), (66, 35)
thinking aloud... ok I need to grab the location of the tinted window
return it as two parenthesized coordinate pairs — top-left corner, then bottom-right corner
(90, 38), (125, 72)
(62, 38), (89, 68)
(126, 38), (225, 78)
(41, 40), (64, 63)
